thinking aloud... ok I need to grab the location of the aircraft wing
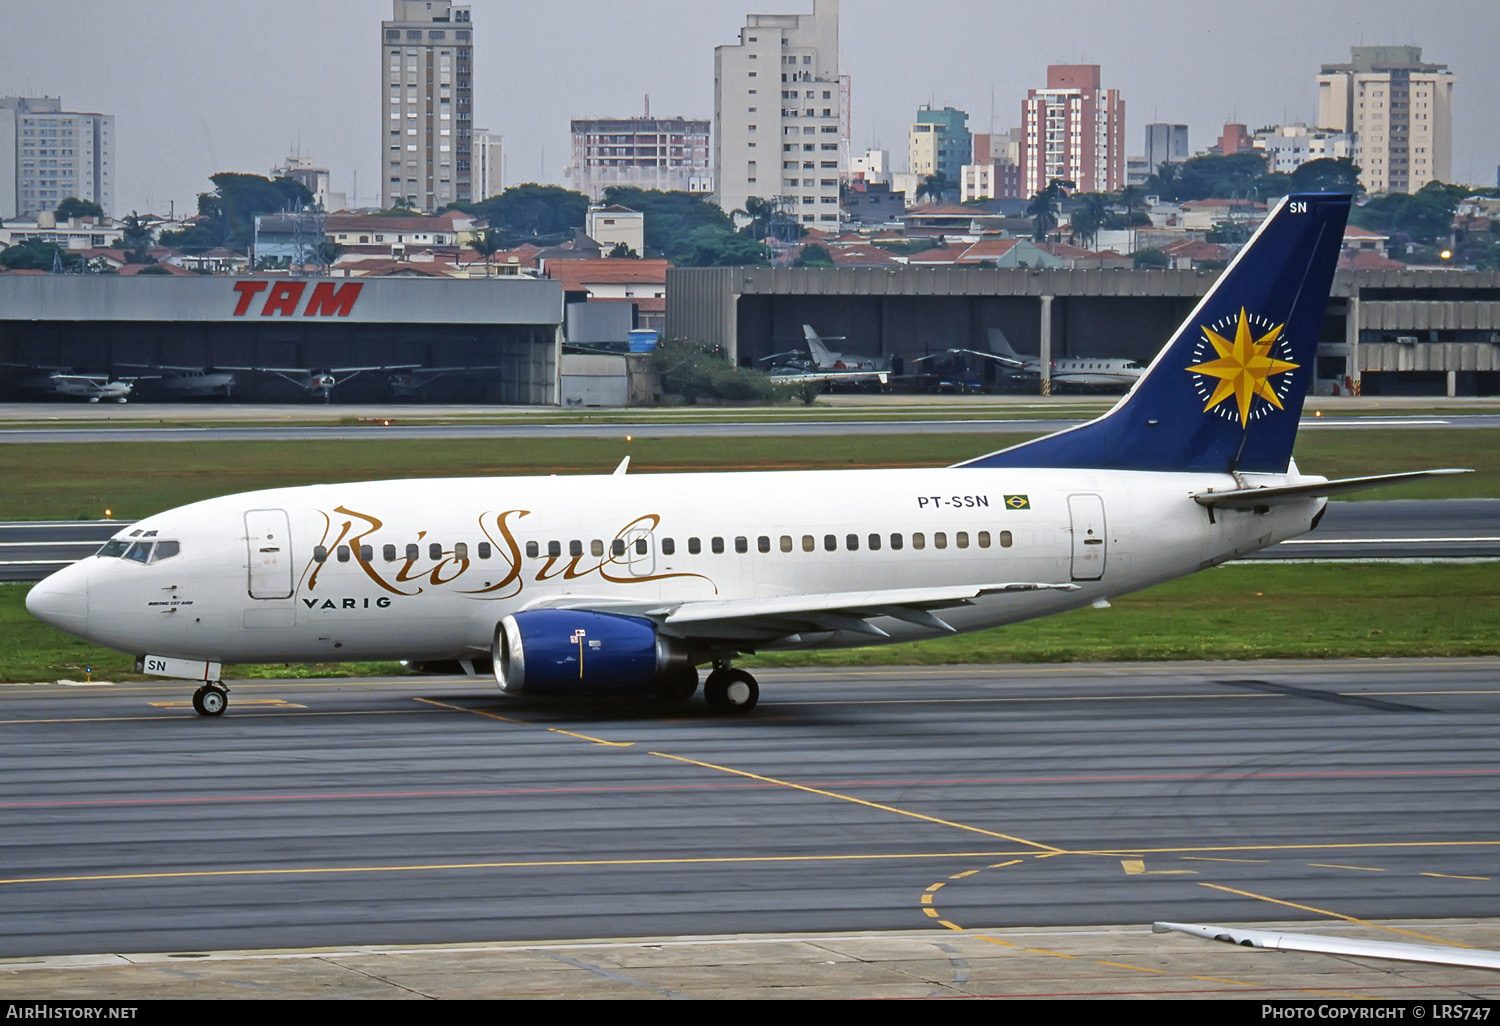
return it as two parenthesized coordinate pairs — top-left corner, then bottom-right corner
(770, 370), (889, 385)
(524, 581), (1079, 644)
(911, 349), (1026, 367)
(1193, 469), (1472, 510)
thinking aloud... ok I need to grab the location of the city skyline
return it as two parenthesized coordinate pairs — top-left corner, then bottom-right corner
(2, 0), (1497, 217)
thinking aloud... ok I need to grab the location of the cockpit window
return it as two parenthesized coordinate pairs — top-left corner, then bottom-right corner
(124, 542), (152, 564)
(149, 540), (180, 563)
(97, 539), (130, 558)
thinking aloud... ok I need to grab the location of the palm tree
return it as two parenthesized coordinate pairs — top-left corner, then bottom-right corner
(1026, 178), (1074, 241)
(915, 173), (953, 206)
(468, 227), (504, 276)
(1069, 193), (1110, 250)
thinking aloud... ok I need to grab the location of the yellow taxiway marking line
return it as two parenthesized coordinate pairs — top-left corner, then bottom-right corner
(649, 751), (1066, 853)
(413, 697), (633, 747)
(0, 709), (427, 725)
(0, 849), (1050, 887)
(1308, 863), (1385, 872)
(1076, 840), (1500, 856)
(1197, 882), (1475, 949)
(1179, 856), (1268, 864)
(148, 699), (305, 709)
(1420, 872), (1491, 881)
(1120, 859), (1195, 876)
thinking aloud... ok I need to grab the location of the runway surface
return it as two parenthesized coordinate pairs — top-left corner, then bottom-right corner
(1, 658), (1498, 997)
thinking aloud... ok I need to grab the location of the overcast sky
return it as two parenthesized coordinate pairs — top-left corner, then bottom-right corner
(2, 0), (1496, 216)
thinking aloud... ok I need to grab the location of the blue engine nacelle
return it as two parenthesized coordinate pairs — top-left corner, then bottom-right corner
(492, 609), (689, 695)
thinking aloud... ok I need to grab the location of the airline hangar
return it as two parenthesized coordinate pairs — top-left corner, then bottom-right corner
(0, 275), (563, 403)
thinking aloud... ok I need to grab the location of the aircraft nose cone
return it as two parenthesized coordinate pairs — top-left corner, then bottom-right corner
(25, 567), (89, 632)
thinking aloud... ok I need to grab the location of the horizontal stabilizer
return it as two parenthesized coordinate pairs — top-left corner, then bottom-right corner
(1193, 469), (1472, 510)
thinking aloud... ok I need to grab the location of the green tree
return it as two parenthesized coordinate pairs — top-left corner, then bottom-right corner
(1068, 193), (1110, 249)
(120, 211), (155, 262)
(791, 243), (834, 267)
(1289, 157), (1363, 196)
(0, 238), (66, 271)
(468, 227), (505, 275)
(1132, 248), (1170, 269)
(456, 183), (589, 243)
(677, 225), (770, 267)
(915, 173), (955, 205)
(55, 197), (104, 221)
(603, 186), (738, 259)
(607, 242), (638, 258)
(157, 172), (313, 254)
(1027, 178), (1074, 241)
(1150, 152), (1267, 201)
(738, 196), (777, 239)
(1350, 180), (1466, 249)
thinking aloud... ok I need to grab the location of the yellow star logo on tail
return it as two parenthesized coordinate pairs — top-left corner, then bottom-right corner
(1186, 308), (1297, 428)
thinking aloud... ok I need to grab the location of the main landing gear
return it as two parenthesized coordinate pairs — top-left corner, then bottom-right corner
(703, 664), (759, 714)
(191, 682), (229, 717)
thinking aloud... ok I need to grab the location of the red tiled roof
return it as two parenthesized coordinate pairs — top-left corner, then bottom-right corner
(545, 258), (670, 291)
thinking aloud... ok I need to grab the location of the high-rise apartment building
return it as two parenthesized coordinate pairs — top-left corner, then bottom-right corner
(473, 130), (503, 201)
(1020, 65), (1124, 196)
(0, 96), (114, 219)
(565, 117), (711, 200)
(909, 106), (971, 185)
(714, 0), (842, 227)
(1144, 123), (1188, 175)
(1316, 45), (1454, 195)
(380, 1), (474, 211)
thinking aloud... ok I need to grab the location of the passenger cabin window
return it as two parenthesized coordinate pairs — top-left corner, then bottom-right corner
(635, 538), (648, 555)
(454, 542), (469, 561)
(824, 534), (836, 551)
(890, 533), (903, 550)
(591, 540), (605, 557)
(912, 533), (926, 550)
(735, 536), (748, 554)
(337, 545), (351, 563)
(758, 536), (771, 553)
(711, 537), (725, 554)
(688, 537), (701, 555)
(568, 540), (582, 558)
(429, 543), (442, 561)
(934, 532), (947, 550)
(661, 538), (675, 556)
(1000, 530), (1013, 548)
(547, 541), (562, 558)
(359, 544), (373, 563)
(478, 542), (492, 560)
(612, 539), (627, 556)
(978, 531), (991, 548)
(846, 534), (859, 551)
(383, 544), (397, 562)
(802, 535), (815, 552)
(526, 541), (540, 558)
(406, 543), (420, 561)
(780, 536), (793, 553)
(868, 533), (881, 551)
(313, 545), (329, 563)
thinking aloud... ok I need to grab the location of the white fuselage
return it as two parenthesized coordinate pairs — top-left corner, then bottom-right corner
(31, 467), (1321, 666)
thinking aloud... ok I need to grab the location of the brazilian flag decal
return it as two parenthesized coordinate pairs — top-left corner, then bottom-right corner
(1004, 495), (1031, 510)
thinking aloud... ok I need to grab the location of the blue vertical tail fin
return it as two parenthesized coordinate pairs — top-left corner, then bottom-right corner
(960, 193), (1351, 474)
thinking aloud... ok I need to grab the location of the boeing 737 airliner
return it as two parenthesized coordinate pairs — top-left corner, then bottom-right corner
(26, 194), (1464, 716)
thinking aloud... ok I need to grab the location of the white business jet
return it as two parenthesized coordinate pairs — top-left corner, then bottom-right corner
(27, 194), (1465, 717)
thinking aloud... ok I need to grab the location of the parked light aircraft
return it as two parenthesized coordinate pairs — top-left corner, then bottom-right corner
(13, 369), (139, 403)
(222, 364), (421, 402)
(978, 328), (1147, 391)
(122, 365), (238, 399)
(764, 325), (891, 387)
(27, 194), (1467, 718)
